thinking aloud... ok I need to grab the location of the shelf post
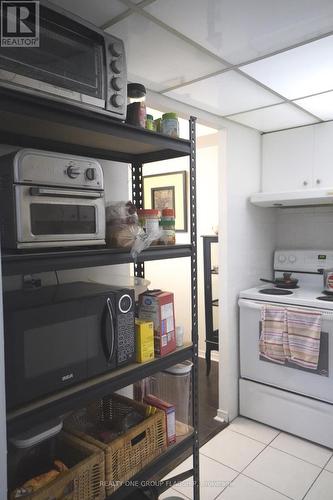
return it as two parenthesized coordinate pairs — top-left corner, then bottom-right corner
(131, 162), (145, 279)
(189, 116), (200, 500)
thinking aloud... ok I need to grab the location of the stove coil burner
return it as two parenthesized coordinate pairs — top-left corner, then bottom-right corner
(317, 296), (333, 302)
(259, 288), (293, 296)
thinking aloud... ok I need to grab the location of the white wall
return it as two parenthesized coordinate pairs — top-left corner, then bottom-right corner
(218, 124), (276, 422)
(276, 206), (333, 249)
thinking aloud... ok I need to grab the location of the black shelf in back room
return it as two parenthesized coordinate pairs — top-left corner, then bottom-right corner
(0, 88), (191, 163)
(6, 344), (193, 436)
(1, 244), (193, 276)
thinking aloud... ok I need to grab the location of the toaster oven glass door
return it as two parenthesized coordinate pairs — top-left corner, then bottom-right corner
(15, 185), (105, 247)
(5, 294), (117, 409)
(0, 9), (104, 104)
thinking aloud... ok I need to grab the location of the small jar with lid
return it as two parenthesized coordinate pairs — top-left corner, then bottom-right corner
(146, 114), (156, 131)
(161, 113), (179, 137)
(126, 83), (146, 128)
(160, 208), (176, 245)
(137, 209), (161, 244)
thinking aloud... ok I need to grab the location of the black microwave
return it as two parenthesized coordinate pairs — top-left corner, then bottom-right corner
(4, 282), (135, 410)
(0, 0), (127, 119)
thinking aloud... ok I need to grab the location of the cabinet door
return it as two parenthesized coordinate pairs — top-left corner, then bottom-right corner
(314, 122), (333, 189)
(262, 127), (314, 192)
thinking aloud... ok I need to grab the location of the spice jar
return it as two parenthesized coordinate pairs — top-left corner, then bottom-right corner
(137, 209), (161, 244)
(146, 114), (156, 131)
(160, 208), (176, 245)
(161, 112), (179, 137)
(126, 83), (146, 128)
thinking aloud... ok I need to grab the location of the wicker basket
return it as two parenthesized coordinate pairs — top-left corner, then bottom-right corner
(9, 432), (105, 500)
(65, 394), (167, 496)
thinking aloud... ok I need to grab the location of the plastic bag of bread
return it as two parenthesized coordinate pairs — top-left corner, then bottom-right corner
(12, 460), (68, 498)
(106, 201), (140, 248)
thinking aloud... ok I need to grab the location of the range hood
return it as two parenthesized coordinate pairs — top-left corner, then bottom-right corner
(250, 188), (333, 208)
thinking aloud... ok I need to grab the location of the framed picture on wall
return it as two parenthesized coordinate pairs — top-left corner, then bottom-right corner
(143, 171), (187, 232)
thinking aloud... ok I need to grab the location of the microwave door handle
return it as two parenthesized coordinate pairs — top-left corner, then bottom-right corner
(29, 187), (102, 199)
(106, 298), (115, 363)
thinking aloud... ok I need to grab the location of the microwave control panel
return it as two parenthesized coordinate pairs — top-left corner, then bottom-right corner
(117, 310), (135, 365)
(105, 34), (127, 119)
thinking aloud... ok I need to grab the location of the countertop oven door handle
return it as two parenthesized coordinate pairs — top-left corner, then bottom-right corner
(106, 297), (115, 363)
(29, 187), (102, 199)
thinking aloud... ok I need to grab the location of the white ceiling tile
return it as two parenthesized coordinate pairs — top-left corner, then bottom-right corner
(145, 0), (333, 64)
(229, 103), (318, 132)
(165, 71), (282, 116)
(109, 13), (225, 92)
(295, 91), (333, 120)
(242, 36), (333, 99)
(50, 0), (127, 27)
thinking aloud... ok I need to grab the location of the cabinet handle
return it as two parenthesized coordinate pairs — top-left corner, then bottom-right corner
(316, 179), (321, 185)
(303, 181), (308, 186)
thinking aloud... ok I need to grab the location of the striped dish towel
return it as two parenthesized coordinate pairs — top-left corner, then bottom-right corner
(259, 305), (287, 364)
(286, 308), (322, 370)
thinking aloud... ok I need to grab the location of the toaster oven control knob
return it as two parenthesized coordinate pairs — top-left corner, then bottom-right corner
(111, 77), (123, 91)
(110, 59), (122, 74)
(110, 94), (124, 108)
(108, 42), (122, 57)
(85, 168), (96, 181)
(66, 166), (81, 179)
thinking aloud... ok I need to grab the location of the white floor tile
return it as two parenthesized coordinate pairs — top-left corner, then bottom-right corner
(200, 428), (265, 472)
(325, 455), (333, 472)
(244, 447), (321, 500)
(304, 470), (333, 500)
(170, 454), (237, 500)
(270, 432), (332, 467)
(217, 474), (291, 500)
(159, 488), (190, 499)
(163, 456), (192, 481)
(229, 417), (279, 444)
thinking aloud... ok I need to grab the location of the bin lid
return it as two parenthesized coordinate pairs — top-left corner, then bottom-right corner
(163, 360), (193, 375)
(11, 418), (63, 448)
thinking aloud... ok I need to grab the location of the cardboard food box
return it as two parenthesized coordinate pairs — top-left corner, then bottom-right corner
(144, 394), (176, 446)
(138, 290), (176, 356)
(135, 319), (155, 363)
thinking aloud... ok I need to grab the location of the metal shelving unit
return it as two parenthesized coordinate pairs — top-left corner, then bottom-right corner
(1, 89), (199, 499)
(202, 235), (219, 376)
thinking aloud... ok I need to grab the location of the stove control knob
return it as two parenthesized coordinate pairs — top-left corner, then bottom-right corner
(66, 165), (80, 179)
(289, 255), (296, 263)
(111, 77), (123, 91)
(278, 255), (286, 263)
(110, 94), (124, 108)
(108, 42), (122, 57)
(85, 168), (96, 181)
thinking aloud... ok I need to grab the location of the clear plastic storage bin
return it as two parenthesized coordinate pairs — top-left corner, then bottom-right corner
(150, 361), (193, 436)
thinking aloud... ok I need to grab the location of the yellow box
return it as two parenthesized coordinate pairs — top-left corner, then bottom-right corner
(135, 319), (155, 363)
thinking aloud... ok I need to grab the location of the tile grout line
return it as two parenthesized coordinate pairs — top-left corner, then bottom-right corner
(269, 444), (333, 469)
(301, 467), (326, 500)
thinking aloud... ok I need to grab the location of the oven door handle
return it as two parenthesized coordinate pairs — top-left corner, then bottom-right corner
(239, 298), (333, 320)
(105, 297), (115, 363)
(29, 187), (103, 199)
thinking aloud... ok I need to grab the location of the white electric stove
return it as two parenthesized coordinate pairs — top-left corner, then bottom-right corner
(239, 249), (333, 448)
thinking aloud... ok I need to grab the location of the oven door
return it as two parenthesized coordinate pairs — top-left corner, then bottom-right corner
(5, 293), (117, 409)
(15, 185), (105, 247)
(239, 298), (333, 403)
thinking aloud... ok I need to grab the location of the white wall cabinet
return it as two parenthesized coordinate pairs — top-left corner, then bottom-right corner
(262, 122), (333, 192)
(314, 122), (333, 189)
